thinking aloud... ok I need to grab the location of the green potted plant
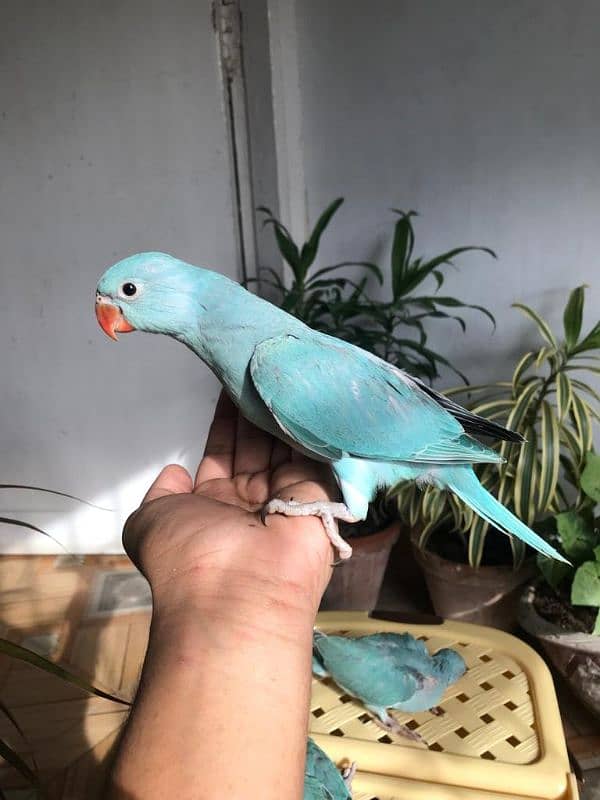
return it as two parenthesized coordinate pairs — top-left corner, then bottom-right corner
(396, 286), (600, 629)
(519, 451), (600, 718)
(0, 485), (128, 795)
(254, 198), (495, 609)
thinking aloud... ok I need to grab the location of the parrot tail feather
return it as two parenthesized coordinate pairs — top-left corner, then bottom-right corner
(441, 467), (569, 564)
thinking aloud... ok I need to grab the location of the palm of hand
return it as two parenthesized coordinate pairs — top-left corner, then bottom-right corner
(124, 394), (337, 611)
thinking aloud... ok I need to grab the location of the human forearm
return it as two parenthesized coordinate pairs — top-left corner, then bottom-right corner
(106, 579), (318, 800)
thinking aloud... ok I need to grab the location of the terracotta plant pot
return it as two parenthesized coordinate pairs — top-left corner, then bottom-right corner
(320, 522), (401, 611)
(410, 530), (536, 631)
(518, 582), (600, 719)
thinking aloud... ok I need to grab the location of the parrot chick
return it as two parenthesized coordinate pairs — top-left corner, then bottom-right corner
(312, 630), (466, 743)
(304, 737), (354, 800)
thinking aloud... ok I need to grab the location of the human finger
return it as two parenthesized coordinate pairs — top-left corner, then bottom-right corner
(195, 391), (238, 485)
(142, 464), (193, 504)
(233, 413), (273, 475)
(270, 438), (292, 470)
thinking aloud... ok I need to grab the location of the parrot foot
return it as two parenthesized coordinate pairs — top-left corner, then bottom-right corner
(430, 705), (444, 716)
(260, 499), (357, 560)
(341, 761), (357, 790)
(370, 709), (426, 745)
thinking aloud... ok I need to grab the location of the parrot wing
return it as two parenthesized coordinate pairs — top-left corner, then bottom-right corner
(250, 333), (502, 464)
(362, 632), (431, 659)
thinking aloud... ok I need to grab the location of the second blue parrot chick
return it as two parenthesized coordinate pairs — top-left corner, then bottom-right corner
(312, 630), (466, 742)
(304, 737), (354, 800)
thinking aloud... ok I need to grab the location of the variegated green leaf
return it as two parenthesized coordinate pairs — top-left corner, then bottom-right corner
(510, 537), (527, 570)
(566, 364), (600, 375)
(505, 378), (542, 433)
(538, 402), (560, 514)
(443, 382), (512, 398)
(513, 432), (538, 523)
(512, 351), (535, 389)
(408, 488), (421, 528)
(535, 346), (552, 369)
(571, 392), (593, 453)
(560, 423), (585, 467)
(468, 515), (489, 569)
(579, 395), (600, 423)
(497, 470), (515, 508)
(570, 378), (600, 407)
(470, 398), (514, 418)
(563, 285), (586, 350)
(446, 494), (463, 530)
(417, 513), (454, 551)
(555, 372), (573, 421)
(513, 303), (558, 348)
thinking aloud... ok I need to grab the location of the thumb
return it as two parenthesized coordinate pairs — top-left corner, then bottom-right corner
(142, 464), (193, 504)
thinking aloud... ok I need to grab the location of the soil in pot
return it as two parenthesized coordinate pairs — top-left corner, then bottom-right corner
(412, 524), (536, 631)
(519, 582), (600, 720)
(533, 581), (597, 634)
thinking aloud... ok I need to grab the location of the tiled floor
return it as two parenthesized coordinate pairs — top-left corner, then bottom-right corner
(0, 551), (598, 798)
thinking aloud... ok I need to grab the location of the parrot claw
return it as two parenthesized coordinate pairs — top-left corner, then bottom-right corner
(341, 761), (357, 790)
(430, 705), (444, 716)
(259, 498), (356, 560)
(370, 709), (427, 746)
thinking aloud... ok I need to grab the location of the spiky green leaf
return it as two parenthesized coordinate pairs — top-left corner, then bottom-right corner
(563, 285), (586, 350)
(513, 303), (558, 348)
(572, 321), (600, 355)
(538, 401), (560, 514)
(0, 737), (42, 795)
(514, 432), (538, 523)
(299, 198), (345, 274)
(571, 393), (593, 453)
(555, 372), (573, 421)
(512, 351), (535, 389)
(0, 638), (130, 705)
(510, 537), (527, 570)
(505, 378), (542, 434)
(390, 211), (416, 299)
(468, 515), (489, 569)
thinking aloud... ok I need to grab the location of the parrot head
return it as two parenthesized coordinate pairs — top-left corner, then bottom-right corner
(95, 251), (206, 340)
(432, 647), (467, 686)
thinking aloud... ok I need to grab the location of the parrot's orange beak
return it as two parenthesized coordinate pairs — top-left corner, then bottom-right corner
(95, 295), (135, 341)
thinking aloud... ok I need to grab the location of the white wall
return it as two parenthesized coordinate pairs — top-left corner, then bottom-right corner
(0, 0), (238, 552)
(292, 0), (600, 385)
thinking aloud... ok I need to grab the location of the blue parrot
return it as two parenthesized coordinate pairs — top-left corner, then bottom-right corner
(304, 737), (354, 800)
(95, 252), (566, 562)
(312, 630), (466, 741)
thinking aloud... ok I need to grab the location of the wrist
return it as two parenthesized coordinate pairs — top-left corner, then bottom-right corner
(150, 561), (324, 640)
(149, 528), (333, 625)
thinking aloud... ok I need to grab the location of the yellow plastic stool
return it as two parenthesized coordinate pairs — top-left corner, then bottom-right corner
(310, 611), (579, 800)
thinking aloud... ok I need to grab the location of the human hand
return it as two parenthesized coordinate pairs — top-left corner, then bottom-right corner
(123, 392), (338, 623)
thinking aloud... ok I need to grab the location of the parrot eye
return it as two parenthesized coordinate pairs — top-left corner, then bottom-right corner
(121, 282), (137, 297)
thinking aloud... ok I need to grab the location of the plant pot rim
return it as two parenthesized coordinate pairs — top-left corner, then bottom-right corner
(409, 527), (535, 577)
(346, 520), (402, 551)
(518, 580), (600, 653)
